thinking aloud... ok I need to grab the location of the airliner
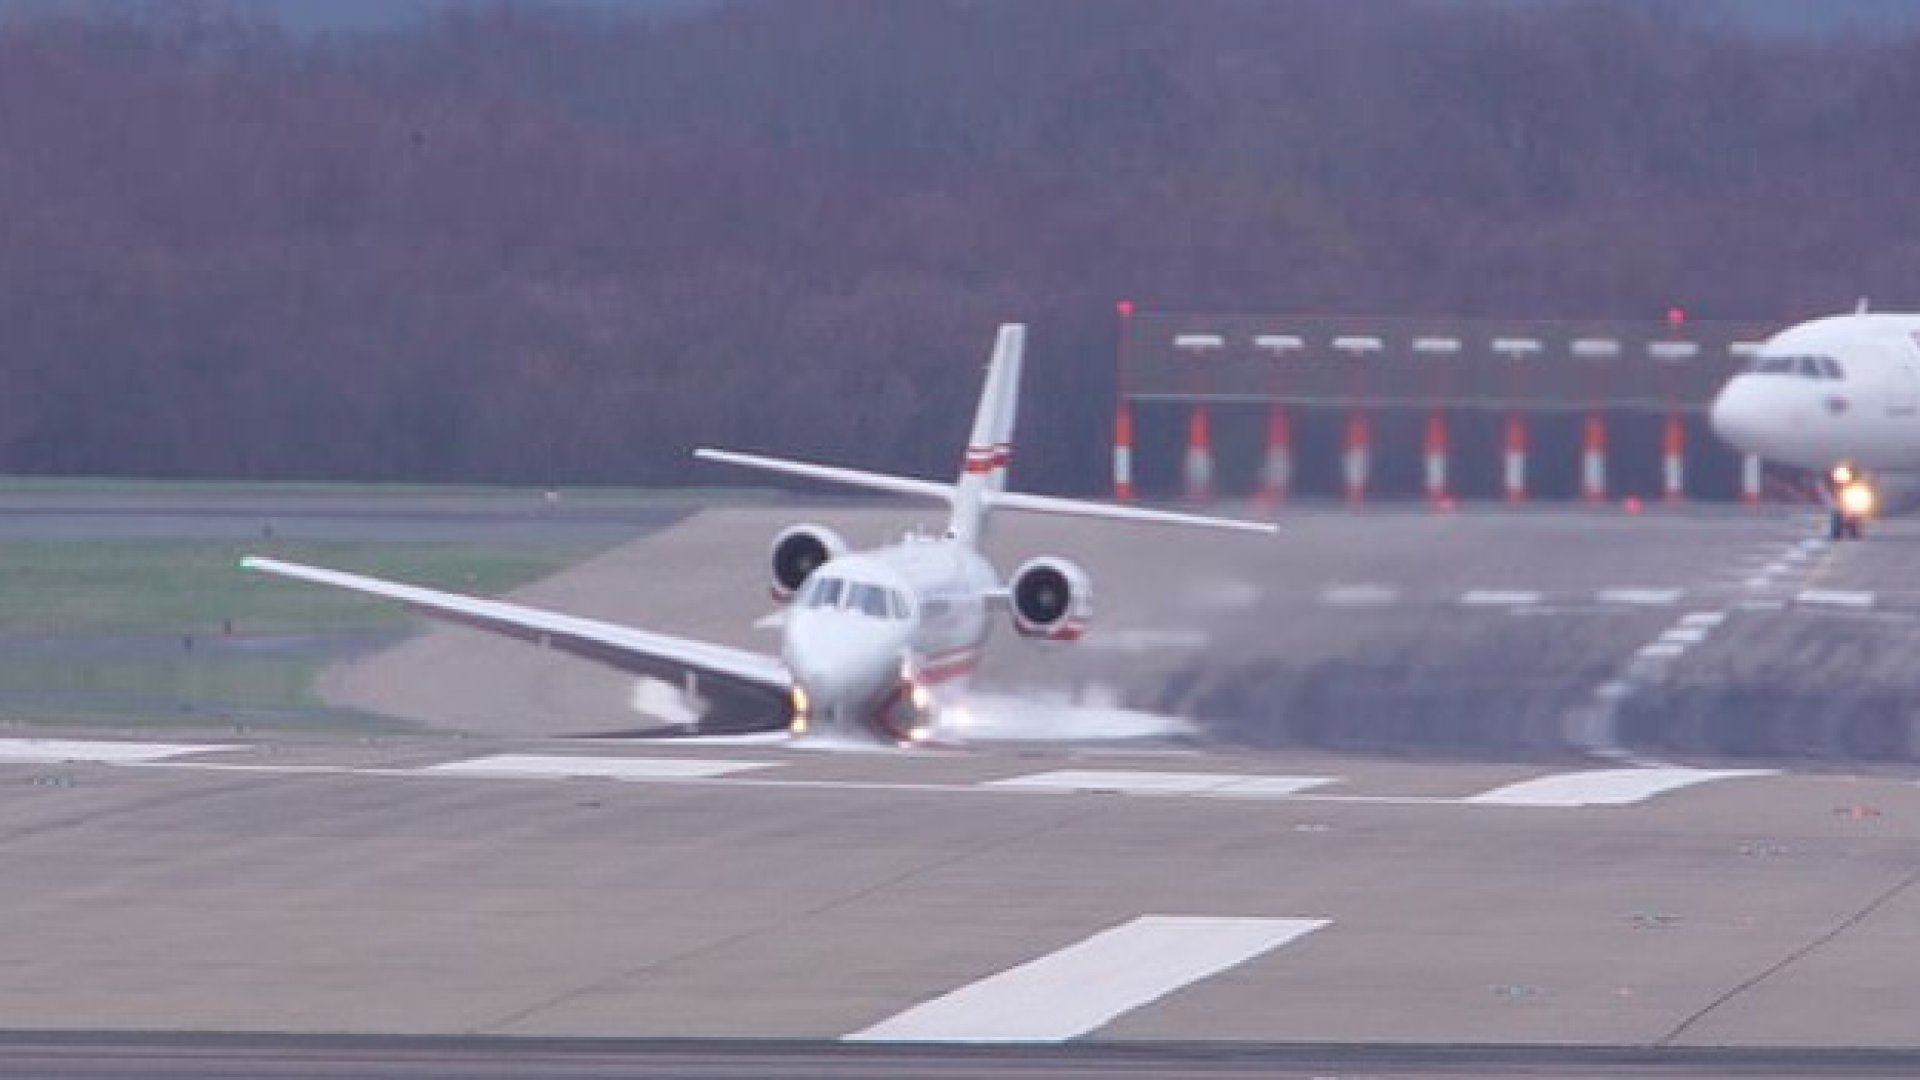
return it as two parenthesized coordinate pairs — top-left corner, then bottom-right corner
(1710, 305), (1920, 540)
(244, 324), (1274, 743)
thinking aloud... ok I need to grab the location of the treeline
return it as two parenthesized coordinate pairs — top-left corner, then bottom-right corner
(0, 1), (1917, 490)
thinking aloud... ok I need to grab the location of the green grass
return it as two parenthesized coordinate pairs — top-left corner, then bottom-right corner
(0, 474), (782, 504)
(0, 538), (589, 733)
(0, 539), (572, 636)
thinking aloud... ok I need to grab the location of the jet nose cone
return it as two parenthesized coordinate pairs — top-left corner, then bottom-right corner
(1710, 375), (1764, 453)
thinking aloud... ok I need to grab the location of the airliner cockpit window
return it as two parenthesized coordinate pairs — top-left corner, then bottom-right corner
(803, 575), (845, 609)
(1747, 354), (1842, 380)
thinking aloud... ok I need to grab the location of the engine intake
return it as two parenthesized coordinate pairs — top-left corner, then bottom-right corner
(1008, 556), (1091, 641)
(769, 524), (848, 602)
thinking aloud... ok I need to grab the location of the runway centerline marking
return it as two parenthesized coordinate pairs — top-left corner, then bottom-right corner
(419, 754), (780, 781)
(844, 915), (1328, 1043)
(1598, 588), (1682, 607)
(985, 770), (1336, 797)
(1466, 767), (1776, 808)
(1460, 590), (1539, 608)
(1798, 589), (1875, 609)
(0, 738), (242, 764)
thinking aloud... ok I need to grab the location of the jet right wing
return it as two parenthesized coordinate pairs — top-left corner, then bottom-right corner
(241, 556), (794, 733)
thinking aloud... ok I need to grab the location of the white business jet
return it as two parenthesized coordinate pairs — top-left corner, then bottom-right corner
(245, 324), (1273, 743)
(1709, 305), (1920, 539)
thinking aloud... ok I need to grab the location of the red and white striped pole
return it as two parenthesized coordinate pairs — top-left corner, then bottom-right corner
(1581, 411), (1608, 505)
(1503, 414), (1529, 503)
(1661, 413), (1686, 503)
(1112, 401), (1135, 503)
(1740, 453), (1762, 506)
(1259, 404), (1291, 509)
(1423, 410), (1449, 506)
(1343, 410), (1371, 506)
(1183, 403), (1214, 503)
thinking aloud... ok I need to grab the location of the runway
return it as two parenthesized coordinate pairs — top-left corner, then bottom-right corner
(0, 496), (1917, 1074)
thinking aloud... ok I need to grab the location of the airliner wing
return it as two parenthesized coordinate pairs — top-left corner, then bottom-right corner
(241, 556), (793, 732)
(694, 449), (952, 502)
(985, 490), (1278, 534)
(697, 447), (1276, 535)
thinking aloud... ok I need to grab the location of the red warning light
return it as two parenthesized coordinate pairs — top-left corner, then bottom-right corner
(1116, 299), (1136, 318)
(1666, 307), (1687, 328)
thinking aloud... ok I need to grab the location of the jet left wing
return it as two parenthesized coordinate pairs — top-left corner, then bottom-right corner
(241, 556), (793, 733)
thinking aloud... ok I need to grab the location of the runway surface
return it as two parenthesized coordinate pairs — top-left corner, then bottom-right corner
(0, 496), (1917, 1075)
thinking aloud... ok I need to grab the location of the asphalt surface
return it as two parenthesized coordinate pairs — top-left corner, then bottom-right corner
(328, 501), (1920, 760)
(0, 496), (1917, 1077)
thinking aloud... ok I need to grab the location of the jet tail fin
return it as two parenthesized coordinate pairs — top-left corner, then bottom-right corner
(947, 323), (1023, 546)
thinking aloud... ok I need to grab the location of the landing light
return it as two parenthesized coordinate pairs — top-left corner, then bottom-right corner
(1832, 464), (1855, 487)
(1841, 482), (1875, 517)
(789, 686), (811, 735)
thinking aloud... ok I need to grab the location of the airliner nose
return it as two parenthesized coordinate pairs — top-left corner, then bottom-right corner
(1709, 375), (1764, 453)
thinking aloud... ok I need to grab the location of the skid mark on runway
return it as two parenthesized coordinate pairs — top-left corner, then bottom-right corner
(419, 754), (781, 781)
(0, 738), (242, 764)
(1466, 766), (1775, 807)
(985, 770), (1336, 797)
(845, 915), (1328, 1043)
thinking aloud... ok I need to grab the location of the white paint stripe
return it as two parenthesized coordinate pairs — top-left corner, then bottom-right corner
(1599, 589), (1682, 607)
(1467, 767), (1775, 808)
(1659, 627), (1710, 645)
(1765, 563), (1790, 576)
(845, 915), (1327, 1043)
(1636, 642), (1687, 660)
(1679, 611), (1727, 628)
(1460, 590), (1539, 607)
(422, 754), (778, 781)
(1799, 590), (1875, 609)
(0, 738), (240, 764)
(985, 770), (1334, 797)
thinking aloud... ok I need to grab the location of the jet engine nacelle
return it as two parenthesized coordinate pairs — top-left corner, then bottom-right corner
(1008, 556), (1091, 641)
(769, 524), (848, 602)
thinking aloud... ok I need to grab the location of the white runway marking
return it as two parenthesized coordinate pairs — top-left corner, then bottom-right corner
(0, 738), (240, 764)
(985, 770), (1335, 798)
(1799, 590), (1875, 609)
(1679, 611), (1727, 628)
(420, 754), (779, 781)
(1460, 590), (1539, 608)
(1598, 589), (1682, 607)
(1466, 767), (1775, 808)
(845, 915), (1328, 1043)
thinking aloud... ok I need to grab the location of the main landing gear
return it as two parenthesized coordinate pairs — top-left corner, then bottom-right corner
(1827, 464), (1874, 541)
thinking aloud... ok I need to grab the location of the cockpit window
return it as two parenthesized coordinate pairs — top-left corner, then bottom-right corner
(1747, 354), (1843, 380)
(798, 575), (845, 609)
(798, 575), (908, 619)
